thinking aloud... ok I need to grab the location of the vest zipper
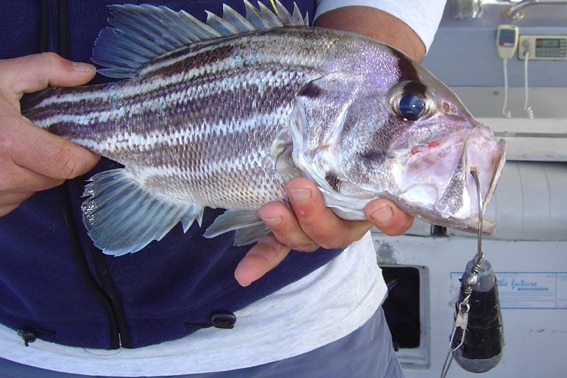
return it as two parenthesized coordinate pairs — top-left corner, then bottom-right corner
(40, 0), (131, 349)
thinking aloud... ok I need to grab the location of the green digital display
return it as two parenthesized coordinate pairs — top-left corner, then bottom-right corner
(537, 38), (561, 48)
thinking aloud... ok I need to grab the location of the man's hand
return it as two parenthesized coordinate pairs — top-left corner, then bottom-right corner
(0, 53), (100, 216)
(235, 178), (414, 286)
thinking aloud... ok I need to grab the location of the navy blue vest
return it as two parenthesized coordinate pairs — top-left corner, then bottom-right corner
(0, 0), (343, 349)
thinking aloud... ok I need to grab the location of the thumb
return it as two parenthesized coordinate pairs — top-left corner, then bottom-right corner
(0, 52), (96, 101)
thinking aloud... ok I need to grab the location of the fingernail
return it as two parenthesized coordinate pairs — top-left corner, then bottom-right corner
(236, 275), (251, 287)
(288, 188), (311, 204)
(234, 269), (252, 287)
(370, 205), (393, 224)
(72, 62), (94, 73)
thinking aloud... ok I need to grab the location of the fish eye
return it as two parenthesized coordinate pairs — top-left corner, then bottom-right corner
(387, 80), (433, 121)
(398, 94), (425, 121)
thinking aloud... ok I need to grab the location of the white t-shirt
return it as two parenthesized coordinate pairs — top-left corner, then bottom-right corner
(315, 0), (446, 50)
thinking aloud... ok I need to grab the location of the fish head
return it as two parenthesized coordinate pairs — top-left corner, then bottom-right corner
(291, 54), (506, 234)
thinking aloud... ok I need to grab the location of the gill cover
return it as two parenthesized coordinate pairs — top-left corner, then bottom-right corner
(290, 72), (375, 219)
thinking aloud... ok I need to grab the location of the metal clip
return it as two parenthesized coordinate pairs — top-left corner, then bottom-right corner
(441, 292), (472, 378)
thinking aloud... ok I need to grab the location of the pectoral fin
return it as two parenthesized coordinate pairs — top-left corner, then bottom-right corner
(203, 209), (271, 246)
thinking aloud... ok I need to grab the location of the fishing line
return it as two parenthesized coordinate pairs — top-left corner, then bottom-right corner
(523, 50), (535, 119)
(269, 0), (278, 13)
(501, 58), (512, 118)
(440, 167), (504, 377)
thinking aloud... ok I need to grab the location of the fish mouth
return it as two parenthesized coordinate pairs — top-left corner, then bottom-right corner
(399, 124), (506, 234)
(433, 124), (507, 233)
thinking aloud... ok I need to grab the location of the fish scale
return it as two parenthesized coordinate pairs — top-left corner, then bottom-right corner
(23, 1), (506, 255)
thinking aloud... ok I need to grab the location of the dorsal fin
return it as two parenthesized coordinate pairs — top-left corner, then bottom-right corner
(92, 1), (308, 79)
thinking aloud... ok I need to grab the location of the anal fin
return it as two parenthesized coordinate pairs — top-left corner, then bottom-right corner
(81, 169), (204, 256)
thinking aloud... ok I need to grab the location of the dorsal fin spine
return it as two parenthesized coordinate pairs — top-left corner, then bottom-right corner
(93, 1), (307, 79)
(257, 2), (285, 26)
(221, 4), (256, 32)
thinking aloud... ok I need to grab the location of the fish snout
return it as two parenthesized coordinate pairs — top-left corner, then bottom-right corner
(465, 124), (506, 209)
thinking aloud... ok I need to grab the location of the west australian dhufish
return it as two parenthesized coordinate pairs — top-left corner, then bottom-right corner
(23, 1), (506, 255)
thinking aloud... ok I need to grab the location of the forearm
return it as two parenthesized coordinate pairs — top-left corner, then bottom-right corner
(314, 6), (426, 61)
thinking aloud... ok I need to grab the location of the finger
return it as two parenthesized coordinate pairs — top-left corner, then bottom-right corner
(258, 200), (318, 252)
(0, 52), (95, 101)
(364, 199), (414, 236)
(0, 162), (64, 193)
(2, 115), (100, 180)
(285, 177), (371, 249)
(234, 235), (291, 287)
(0, 135), (65, 192)
(0, 191), (36, 217)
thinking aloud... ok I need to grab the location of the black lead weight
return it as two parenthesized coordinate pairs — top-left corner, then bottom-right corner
(452, 258), (504, 373)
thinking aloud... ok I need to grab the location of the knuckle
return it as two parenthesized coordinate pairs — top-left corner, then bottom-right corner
(271, 231), (318, 253)
(56, 152), (81, 179)
(38, 52), (60, 68)
(37, 139), (81, 179)
(0, 129), (14, 157)
(33, 53), (59, 87)
(318, 238), (345, 250)
(255, 236), (289, 264)
(51, 143), (96, 179)
(295, 242), (319, 252)
(317, 223), (369, 250)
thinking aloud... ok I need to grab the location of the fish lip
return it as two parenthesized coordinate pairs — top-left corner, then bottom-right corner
(464, 124), (507, 208)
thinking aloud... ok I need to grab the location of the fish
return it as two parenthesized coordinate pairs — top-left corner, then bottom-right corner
(23, 1), (506, 256)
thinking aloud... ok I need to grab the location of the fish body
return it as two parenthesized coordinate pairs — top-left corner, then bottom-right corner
(24, 1), (506, 255)
(38, 27), (326, 208)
